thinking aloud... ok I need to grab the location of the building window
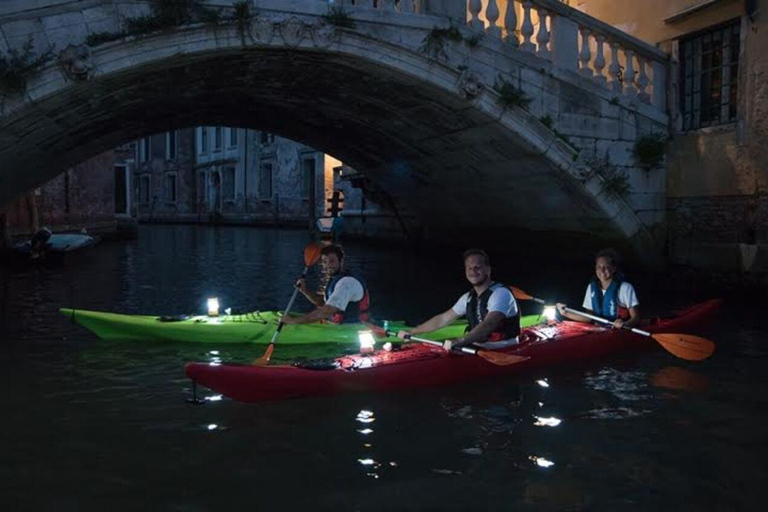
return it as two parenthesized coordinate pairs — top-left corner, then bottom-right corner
(214, 126), (223, 151)
(138, 174), (151, 204)
(166, 131), (177, 160)
(680, 20), (740, 131)
(259, 162), (273, 199)
(301, 158), (315, 199)
(199, 127), (209, 154)
(223, 166), (236, 201)
(260, 132), (275, 146)
(228, 128), (238, 148)
(139, 137), (151, 162)
(164, 173), (177, 203)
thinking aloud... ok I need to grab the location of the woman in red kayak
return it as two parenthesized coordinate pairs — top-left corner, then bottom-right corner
(556, 248), (640, 329)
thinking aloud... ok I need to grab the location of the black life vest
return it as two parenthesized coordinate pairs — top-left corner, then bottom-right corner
(465, 282), (520, 341)
(325, 272), (370, 324)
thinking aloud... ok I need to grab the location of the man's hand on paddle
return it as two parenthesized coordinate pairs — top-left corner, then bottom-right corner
(295, 278), (309, 294)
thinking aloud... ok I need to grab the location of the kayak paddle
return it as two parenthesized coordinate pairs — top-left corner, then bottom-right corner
(253, 243), (323, 366)
(368, 325), (529, 366)
(509, 286), (715, 361)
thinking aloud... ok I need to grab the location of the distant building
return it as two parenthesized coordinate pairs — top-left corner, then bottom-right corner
(132, 126), (393, 232)
(1, 145), (134, 241)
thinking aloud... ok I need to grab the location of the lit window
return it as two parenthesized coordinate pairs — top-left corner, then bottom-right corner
(680, 20), (740, 131)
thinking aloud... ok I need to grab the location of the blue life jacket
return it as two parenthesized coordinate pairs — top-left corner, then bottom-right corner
(325, 272), (370, 324)
(589, 277), (629, 321)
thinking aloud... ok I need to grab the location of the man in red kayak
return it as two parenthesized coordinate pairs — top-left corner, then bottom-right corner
(281, 244), (370, 325)
(556, 248), (640, 329)
(397, 249), (520, 351)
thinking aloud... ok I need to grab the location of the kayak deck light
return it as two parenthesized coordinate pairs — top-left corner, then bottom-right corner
(207, 297), (220, 317)
(542, 305), (557, 322)
(358, 330), (375, 354)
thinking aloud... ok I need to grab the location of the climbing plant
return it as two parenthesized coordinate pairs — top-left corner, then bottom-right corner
(633, 132), (667, 170)
(322, 6), (356, 29)
(0, 38), (54, 93)
(493, 76), (531, 109)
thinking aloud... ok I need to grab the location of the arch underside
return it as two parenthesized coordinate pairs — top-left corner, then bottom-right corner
(0, 46), (626, 240)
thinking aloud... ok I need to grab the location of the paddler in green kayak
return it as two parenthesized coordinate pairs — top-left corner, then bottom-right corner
(397, 249), (521, 351)
(556, 248), (641, 329)
(281, 244), (371, 325)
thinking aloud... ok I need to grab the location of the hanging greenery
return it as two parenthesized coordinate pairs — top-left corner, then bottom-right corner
(0, 38), (54, 93)
(633, 132), (667, 170)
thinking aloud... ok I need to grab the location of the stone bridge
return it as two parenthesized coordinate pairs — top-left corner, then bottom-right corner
(0, 0), (669, 256)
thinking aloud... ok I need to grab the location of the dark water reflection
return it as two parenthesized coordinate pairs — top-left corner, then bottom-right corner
(0, 225), (766, 510)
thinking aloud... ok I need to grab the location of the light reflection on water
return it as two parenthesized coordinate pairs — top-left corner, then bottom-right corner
(0, 225), (766, 510)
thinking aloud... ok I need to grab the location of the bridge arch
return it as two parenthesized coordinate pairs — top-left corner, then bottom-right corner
(0, 0), (668, 254)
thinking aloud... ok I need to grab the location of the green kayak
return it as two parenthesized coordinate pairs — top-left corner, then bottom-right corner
(60, 308), (543, 345)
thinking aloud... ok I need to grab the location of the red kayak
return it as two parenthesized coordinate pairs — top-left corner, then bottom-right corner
(185, 299), (721, 403)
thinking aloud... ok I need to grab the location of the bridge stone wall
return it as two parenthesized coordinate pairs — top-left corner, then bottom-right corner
(1, 0), (670, 259)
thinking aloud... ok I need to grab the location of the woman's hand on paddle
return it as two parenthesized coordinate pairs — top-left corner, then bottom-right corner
(556, 303), (567, 316)
(396, 330), (411, 340)
(442, 339), (454, 351)
(612, 318), (625, 329)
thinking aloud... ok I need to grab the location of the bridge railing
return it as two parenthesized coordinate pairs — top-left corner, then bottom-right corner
(467, 0), (668, 111)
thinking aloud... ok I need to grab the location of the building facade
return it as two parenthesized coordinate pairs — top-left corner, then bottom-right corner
(1, 145), (134, 244)
(569, 0), (767, 274)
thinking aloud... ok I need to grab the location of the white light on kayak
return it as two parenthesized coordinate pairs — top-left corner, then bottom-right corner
(543, 305), (557, 321)
(207, 297), (220, 317)
(358, 330), (375, 353)
(357, 458), (375, 466)
(529, 456), (555, 468)
(537, 379), (550, 388)
(205, 395), (223, 402)
(534, 416), (562, 427)
(357, 428), (374, 435)
(207, 424), (218, 431)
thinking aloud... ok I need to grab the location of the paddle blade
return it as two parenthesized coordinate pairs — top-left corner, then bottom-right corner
(476, 351), (530, 366)
(253, 343), (274, 366)
(509, 286), (534, 301)
(652, 333), (715, 361)
(304, 243), (323, 267)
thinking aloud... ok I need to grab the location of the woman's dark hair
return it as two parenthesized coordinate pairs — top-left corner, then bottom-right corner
(321, 244), (344, 260)
(595, 248), (621, 269)
(462, 248), (490, 266)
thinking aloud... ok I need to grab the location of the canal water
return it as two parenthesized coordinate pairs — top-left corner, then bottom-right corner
(0, 225), (765, 510)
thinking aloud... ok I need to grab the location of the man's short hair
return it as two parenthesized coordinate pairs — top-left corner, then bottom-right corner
(321, 244), (345, 260)
(462, 248), (490, 266)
